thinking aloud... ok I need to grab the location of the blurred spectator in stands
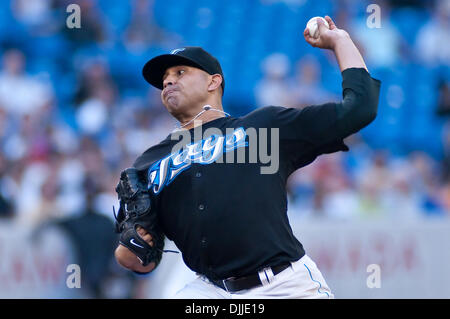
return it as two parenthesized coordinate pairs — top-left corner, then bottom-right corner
(21, 113), (53, 162)
(0, 108), (8, 140)
(415, 0), (450, 67)
(78, 136), (106, 179)
(15, 152), (81, 227)
(313, 154), (359, 220)
(286, 158), (315, 218)
(388, 0), (426, 8)
(310, 178), (327, 218)
(0, 154), (14, 219)
(351, 0), (403, 68)
(0, 153), (21, 207)
(3, 114), (48, 163)
(14, 159), (50, 225)
(72, 60), (117, 139)
(75, 77), (117, 138)
(287, 153), (358, 220)
(439, 126), (450, 215)
(355, 150), (391, 218)
(123, 0), (180, 52)
(73, 58), (116, 105)
(333, 0), (354, 32)
(288, 55), (338, 108)
(28, 162), (61, 226)
(440, 183), (450, 215)
(0, 192), (13, 219)
(0, 49), (54, 117)
(436, 79), (450, 116)
(381, 158), (423, 219)
(11, 0), (60, 36)
(50, 179), (138, 298)
(259, 0), (306, 6)
(408, 151), (441, 197)
(254, 53), (294, 107)
(140, 89), (177, 146)
(12, 0), (51, 25)
(122, 106), (154, 156)
(440, 144), (450, 214)
(441, 122), (450, 186)
(437, 85), (450, 214)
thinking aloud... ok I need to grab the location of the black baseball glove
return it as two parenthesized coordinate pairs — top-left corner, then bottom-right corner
(114, 167), (165, 268)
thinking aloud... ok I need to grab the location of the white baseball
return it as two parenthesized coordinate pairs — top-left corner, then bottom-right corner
(306, 16), (329, 39)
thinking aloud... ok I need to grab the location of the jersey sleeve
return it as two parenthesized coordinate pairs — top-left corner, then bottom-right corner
(268, 68), (381, 170)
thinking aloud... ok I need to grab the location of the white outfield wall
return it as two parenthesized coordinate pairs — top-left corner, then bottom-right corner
(146, 218), (450, 299)
(0, 221), (81, 298)
(0, 218), (449, 298)
(289, 218), (450, 299)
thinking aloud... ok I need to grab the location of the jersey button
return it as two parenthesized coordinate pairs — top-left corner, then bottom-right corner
(201, 238), (207, 245)
(195, 172), (202, 177)
(198, 204), (205, 211)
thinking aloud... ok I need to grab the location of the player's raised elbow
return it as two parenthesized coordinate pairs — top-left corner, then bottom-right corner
(359, 76), (381, 125)
(339, 68), (381, 129)
(363, 96), (379, 125)
(335, 88), (379, 139)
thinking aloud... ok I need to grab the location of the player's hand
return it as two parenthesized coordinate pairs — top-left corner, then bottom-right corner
(303, 16), (350, 50)
(136, 226), (154, 247)
(115, 226), (156, 271)
(115, 244), (156, 272)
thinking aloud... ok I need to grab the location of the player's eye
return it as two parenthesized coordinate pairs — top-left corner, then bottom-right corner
(177, 69), (185, 76)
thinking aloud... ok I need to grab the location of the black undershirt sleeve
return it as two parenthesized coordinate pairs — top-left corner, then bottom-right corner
(268, 67), (381, 170)
(336, 67), (381, 139)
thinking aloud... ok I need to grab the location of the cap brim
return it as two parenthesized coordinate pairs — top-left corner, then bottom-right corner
(142, 54), (204, 89)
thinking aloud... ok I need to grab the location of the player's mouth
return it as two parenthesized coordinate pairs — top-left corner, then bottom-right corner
(163, 88), (179, 99)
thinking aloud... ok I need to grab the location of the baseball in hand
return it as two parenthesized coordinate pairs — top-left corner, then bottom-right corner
(306, 16), (330, 39)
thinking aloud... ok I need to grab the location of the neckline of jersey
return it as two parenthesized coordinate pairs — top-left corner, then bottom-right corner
(176, 115), (231, 132)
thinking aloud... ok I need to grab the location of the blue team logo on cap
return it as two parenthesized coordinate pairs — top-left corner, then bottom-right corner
(170, 48), (186, 55)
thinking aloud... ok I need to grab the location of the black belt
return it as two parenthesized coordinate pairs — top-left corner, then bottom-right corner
(210, 263), (291, 293)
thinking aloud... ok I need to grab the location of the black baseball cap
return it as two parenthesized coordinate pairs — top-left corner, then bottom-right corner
(142, 46), (225, 93)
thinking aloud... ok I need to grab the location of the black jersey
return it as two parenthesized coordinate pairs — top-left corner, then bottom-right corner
(133, 68), (381, 281)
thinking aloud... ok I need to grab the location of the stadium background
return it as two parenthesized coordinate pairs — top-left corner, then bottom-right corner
(0, 0), (449, 298)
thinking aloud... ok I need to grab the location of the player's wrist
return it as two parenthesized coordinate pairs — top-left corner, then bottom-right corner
(330, 31), (351, 51)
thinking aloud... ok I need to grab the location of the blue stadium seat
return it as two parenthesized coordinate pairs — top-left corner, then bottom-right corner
(390, 7), (430, 45)
(154, 0), (191, 33)
(98, 0), (131, 35)
(25, 34), (70, 61)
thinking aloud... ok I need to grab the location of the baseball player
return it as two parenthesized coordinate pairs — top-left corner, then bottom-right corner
(114, 16), (381, 298)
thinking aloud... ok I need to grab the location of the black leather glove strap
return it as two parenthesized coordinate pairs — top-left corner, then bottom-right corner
(118, 221), (163, 267)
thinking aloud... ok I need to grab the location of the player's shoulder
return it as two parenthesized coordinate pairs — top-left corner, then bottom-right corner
(239, 105), (286, 125)
(133, 133), (174, 170)
(243, 105), (286, 116)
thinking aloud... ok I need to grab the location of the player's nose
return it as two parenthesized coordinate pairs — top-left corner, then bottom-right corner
(163, 74), (176, 89)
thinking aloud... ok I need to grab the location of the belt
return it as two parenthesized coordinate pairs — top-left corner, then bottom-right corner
(210, 263), (291, 293)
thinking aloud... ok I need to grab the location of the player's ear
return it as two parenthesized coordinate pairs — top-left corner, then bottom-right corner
(207, 74), (223, 93)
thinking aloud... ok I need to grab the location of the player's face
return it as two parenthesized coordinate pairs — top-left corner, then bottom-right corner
(161, 65), (210, 116)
